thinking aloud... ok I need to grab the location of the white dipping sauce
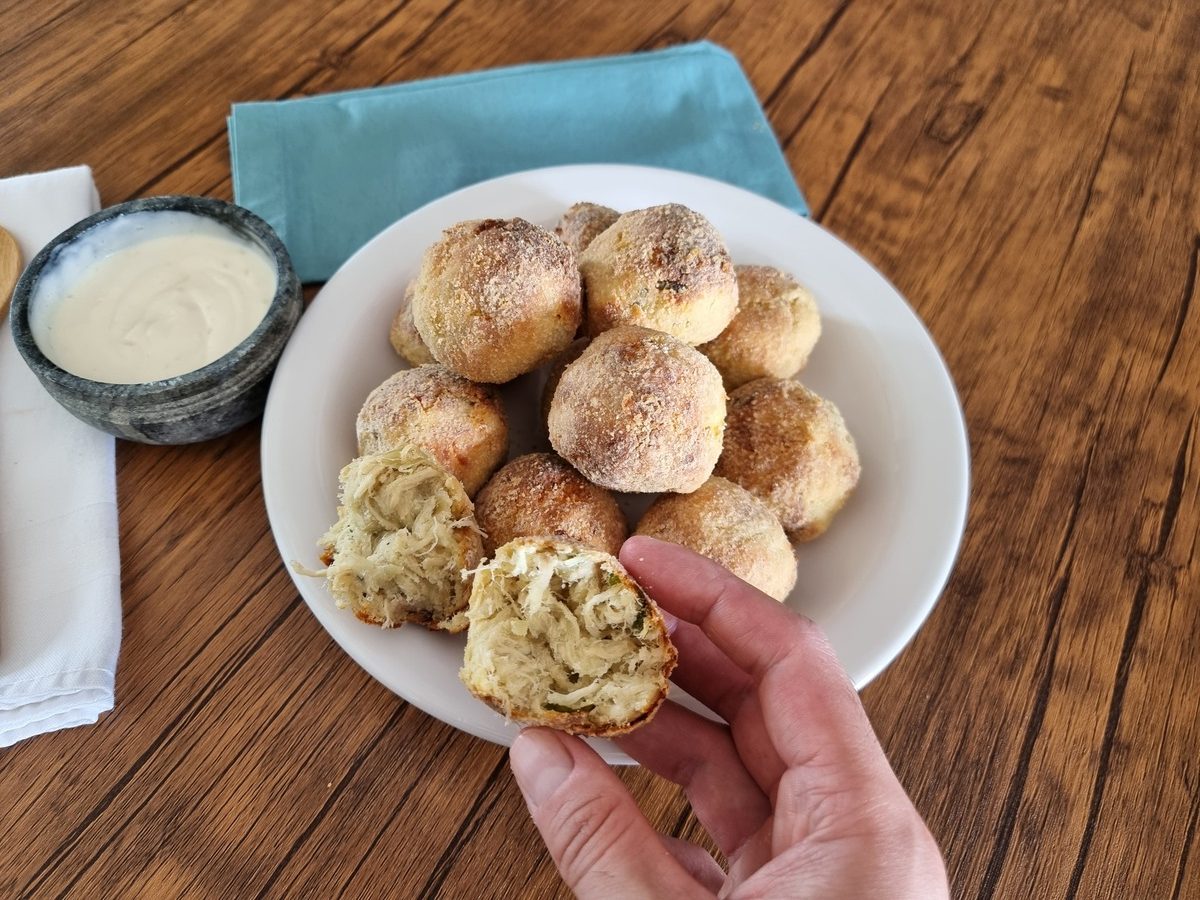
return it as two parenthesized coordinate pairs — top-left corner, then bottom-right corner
(31, 211), (277, 384)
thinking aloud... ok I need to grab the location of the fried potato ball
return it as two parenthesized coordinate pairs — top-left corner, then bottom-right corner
(699, 265), (820, 389)
(548, 325), (725, 493)
(411, 218), (581, 383)
(317, 446), (483, 631)
(356, 364), (507, 496)
(554, 202), (619, 256)
(475, 453), (627, 556)
(715, 378), (860, 541)
(579, 204), (737, 344)
(636, 476), (796, 601)
(388, 280), (436, 366)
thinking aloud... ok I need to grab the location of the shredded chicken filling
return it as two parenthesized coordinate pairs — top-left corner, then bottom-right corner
(319, 452), (476, 626)
(466, 544), (667, 720)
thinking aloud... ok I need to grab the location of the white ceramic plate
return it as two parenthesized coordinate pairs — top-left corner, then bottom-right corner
(262, 164), (969, 764)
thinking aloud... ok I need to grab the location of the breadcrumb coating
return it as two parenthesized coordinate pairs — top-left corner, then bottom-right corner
(539, 337), (589, 426)
(356, 364), (508, 496)
(700, 265), (820, 389)
(554, 202), (619, 256)
(389, 280), (436, 366)
(412, 218), (581, 383)
(548, 325), (726, 493)
(716, 378), (860, 541)
(475, 453), (627, 556)
(636, 476), (796, 601)
(580, 203), (737, 344)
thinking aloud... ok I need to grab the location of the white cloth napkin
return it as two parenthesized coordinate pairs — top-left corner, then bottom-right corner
(0, 166), (121, 748)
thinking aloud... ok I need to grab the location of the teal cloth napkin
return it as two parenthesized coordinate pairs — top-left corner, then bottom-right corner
(228, 41), (807, 283)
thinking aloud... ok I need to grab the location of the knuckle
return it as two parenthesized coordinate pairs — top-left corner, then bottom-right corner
(839, 797), (944, 868)
(777, 767), (928, 845)
(547, 790), (630, 880)
(788, 777), (865, 836)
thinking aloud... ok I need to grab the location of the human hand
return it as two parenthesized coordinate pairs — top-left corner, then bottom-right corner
(508, 536), (948, 898)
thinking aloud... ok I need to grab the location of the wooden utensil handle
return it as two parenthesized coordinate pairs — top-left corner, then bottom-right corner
(0, 226), (22, 322)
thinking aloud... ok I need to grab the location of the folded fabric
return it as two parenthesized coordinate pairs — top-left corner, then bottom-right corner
(229, 41), (807, 283)
(0, 166), (121, 748)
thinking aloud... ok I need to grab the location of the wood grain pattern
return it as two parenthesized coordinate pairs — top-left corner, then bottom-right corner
(1, 1), (1197, 897)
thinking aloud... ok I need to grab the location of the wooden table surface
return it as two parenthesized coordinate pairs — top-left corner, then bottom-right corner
(3, 1), (1198, 897)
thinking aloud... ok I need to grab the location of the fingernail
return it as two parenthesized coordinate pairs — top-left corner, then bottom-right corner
(511, 728), (574, 807)
(658, 609), (680, 635)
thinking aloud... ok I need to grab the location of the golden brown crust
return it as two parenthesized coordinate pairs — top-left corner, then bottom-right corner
(699, 265), (821, 389)
(548, 325), (726, 493)
(554, 202), (620, 256)
(469, 687), (669, 737)
(474, 452), (627, 556)
(635, 476), (797, 601)
(411, 218), (582, 383)
(352, 603), (468, 633)
(715, 378), (860, 541)
(388, 280), (436, 366)
(539, 337), (589, 426)
(356, 364), (508, 496)
(460, 537), (676, 737)
(579, 203), (738, 344)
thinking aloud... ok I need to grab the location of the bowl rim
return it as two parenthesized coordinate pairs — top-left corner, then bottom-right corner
(9, 194), (300, 402)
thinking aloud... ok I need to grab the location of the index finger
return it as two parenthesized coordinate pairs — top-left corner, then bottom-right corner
(620, 536), (882, 776)
(620, 535), (813, 678)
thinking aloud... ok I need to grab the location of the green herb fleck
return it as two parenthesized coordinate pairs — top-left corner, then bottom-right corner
(544, 702), (596, 714)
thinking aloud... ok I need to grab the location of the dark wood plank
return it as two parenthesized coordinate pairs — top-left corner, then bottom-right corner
(1, 0), (1198, 897)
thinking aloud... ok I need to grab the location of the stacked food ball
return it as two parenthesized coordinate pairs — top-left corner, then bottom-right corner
(311, 202), (859, 736)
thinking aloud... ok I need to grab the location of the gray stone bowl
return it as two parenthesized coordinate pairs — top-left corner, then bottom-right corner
(10, 195), (302, 444)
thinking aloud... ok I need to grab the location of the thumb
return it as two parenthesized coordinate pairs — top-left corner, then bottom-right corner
(510, 728), (709, 899)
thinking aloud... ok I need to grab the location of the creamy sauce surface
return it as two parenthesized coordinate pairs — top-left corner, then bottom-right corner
(32, 212), (276, 384)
